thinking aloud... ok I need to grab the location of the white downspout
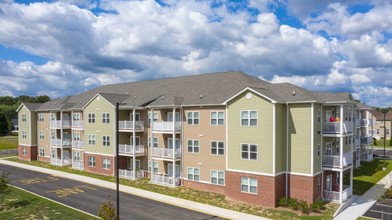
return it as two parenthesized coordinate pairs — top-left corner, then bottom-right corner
(60, 111), (63, 166)
(286, 103), (289, 199)
(172, 107), (176, 187)
(132, 109), (136, 180)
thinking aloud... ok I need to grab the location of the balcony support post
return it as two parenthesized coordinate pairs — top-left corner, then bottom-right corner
(172, 107), (176, 187)
(60, 111), (63, 166)
(339, 170), (343, 203)
(132, 108), (136, 180)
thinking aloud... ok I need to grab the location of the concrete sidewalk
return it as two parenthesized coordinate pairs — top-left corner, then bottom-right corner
(0, 159), (268, 220)
(334, 170), (392, 220)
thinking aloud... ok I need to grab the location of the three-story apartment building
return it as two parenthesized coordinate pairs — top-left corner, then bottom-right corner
(18, 71), (370, 207)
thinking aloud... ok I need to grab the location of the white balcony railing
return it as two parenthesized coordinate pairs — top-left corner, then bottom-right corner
(119, 144), (145, 155)
(72, 161), (84, 170)
(361, 119), (374, 127)
(152, 121), (181, 132)
(361, 136), (373, 145)
(119, 121), (145, 131)
(50, 120), (71, 128)
(50, 139), (72, 147)
(72, 121), (84, 129)
(51, 158), (71, 166)
(354, 138), (360, 146)
(119, 169), (145, 180)
(323, 185), (352, 202)
(323, 122), (353, 134)
(152, 147), (181, 159)
(72, 141), (85, 149)
(151, 174), (180, 186)
(323, 152), (353, 168)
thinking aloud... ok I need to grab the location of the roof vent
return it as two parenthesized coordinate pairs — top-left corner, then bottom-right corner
(292, 90), (296, 96)
(161, 96), (165, 100)
(79, 101), (82, 104)
(134, 96), (136, 99)
(200, 95), (203, 99)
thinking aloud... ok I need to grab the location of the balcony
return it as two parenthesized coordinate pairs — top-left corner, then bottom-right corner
(119, 169), (145, 180)
(323, 185), (352, 202)
(72, 121), (84, 129)
(51, 158), (71, 166)
(361, 136), (373, 145)
(152, 147), (181, 159)
(72, 161), (84, 171)
(50, 120), (71, 129)
(323, 122), (353, 134)
(151, 174), (180, 186)
(323, 152), (353, 168)
(361, 149), (373, 162)
(354, 137), (360, 147)
(119, 121), (145, 131)
(50, 139), (72, 147)
(72, 141), (85, 149)
(152, 121), (181, 133)
(119, 144), (145, 155)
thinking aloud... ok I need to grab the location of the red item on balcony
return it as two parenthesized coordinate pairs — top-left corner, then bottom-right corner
(330, 117), (335, 122)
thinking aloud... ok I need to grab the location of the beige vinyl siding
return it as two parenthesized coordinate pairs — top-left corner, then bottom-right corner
(19, 106), (32, 145)
(227, 91), (273, 174)
(84, 96), (115, 155)
(313, 104), (322, 174)
(289, 103), (311, 174)
(37, 112), (50, 157)
(275, 104), (286, 173)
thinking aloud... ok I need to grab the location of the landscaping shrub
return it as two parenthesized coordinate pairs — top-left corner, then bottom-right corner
(373, 138), (377, 146)
(288, 198), (299, 210)
(382, 188), (392, 199)
(299, 200), (309, 214)
(277, 197), (288, 207)
(310, 199), (325, 213)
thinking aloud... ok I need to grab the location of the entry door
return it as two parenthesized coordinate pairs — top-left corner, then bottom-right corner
(168, 138), (180, 149)
(167, 112), (180, 121)
(326, 142), (332, 155)
(130, 136), (140, 145)
(63, 114), (70, 121)
(326, 175), (332, 191)
(128, 158), (141, 170)
(326, 110), (333, 122)
(64, 151), (70, 159)
(167, 163), (180, 177)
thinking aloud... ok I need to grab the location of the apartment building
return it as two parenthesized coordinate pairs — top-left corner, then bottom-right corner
(18, 71), (370, 207)
(371, 109), (392, 140)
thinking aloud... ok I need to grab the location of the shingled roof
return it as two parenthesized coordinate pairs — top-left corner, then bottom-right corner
(27, 71), (356, 111)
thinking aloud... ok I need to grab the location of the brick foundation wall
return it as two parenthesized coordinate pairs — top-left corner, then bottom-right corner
(289, 173), (321, 203)
(18, 145), (37, 161)
(83, 153), (115, 176)
(182, 180), (226, 194)
(38, 156), (51, 163)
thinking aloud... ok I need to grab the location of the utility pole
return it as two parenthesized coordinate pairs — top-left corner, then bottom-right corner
(116, 102), (120, 219)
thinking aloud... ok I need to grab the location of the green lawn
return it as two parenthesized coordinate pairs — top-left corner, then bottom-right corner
(349, 159), (392, 195)
(373, 138), (392, 148)
(0, 135), (18, 150)
(6, 158), (337, 219)
(0, 186), (97, 219)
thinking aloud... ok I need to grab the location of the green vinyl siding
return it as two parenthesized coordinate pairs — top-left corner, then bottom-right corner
(313, 104), (322, 174)
(19, 107), (33, 145)
(227, 91), (273, 174)
(275, 104), (286, 173)
(289, 104), (311, 174)
(84, 95), (115, 155)
(31, 112), (37, 145)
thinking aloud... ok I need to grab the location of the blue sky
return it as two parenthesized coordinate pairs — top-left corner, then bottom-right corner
(0, 0), (391, 107)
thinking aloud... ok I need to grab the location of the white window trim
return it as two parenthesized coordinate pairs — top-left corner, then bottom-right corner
(22, 114), (27, 122)
(240, 143), (258, 160)
(103, 135), (110, 146)
(88, 113), (95, 123)
(88, 134), (96, 145)
(103, 158), (111, 170)
(38, 113), (45, 122)
(39, 131), (45, 140)
(210, 170), (225, 186)
(88, 156), (96, 167)
(210, 140), (225, 156)
(187, 111), (200, 125)
(187, 139), (200, 153)
(240, 177), (258, 194)
(240, 110), (258, 126)
(210, 111), (225, 126)
(187, 167), (200, 181)
(102, 112), (110, 124)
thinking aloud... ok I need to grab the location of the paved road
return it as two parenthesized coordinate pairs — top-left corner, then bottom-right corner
(0, 149), (17, 156)
(363, 198), (392, 219)
(0, 164), (223, 220)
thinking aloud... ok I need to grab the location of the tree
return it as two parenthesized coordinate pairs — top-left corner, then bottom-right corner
(0, 113), (8, 135)
(0, 171), (11, 209)
(35, 95), (50, 103)
(98, 196), (117, 220)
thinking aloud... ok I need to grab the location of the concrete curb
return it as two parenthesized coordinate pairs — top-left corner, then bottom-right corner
(0, 159), (269, 220)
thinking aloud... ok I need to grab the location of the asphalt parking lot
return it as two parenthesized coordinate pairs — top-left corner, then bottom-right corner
(363, 198), (392, 219)
(373, 149), (392, 158)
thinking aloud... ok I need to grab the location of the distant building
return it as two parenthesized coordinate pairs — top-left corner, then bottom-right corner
(371, 109), (392, 140)
(16, 71), (376, 207)
(11, 118), (19, 132)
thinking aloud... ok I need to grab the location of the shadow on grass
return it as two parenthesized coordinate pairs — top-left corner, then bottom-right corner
(8, 199), (30, 208)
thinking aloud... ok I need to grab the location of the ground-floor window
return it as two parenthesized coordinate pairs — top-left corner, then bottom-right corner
(103, 158), (110, 169)
(187, 167), (200, 181)
(73, 151), (81, 161)
(211, 170), (224, 185)
(22, 147), (27, 156)
(148, 160), (158, 173)
(39, 148), (45, 157)
(241, 177), (257, 194)
(88, 156), (96, 167)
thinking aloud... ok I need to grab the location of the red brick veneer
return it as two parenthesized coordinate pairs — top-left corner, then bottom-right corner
(83, 153), (115, 176)
(18, 145), (37, 161)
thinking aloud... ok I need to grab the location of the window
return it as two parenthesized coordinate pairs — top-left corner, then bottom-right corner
(187, 139), (200, 153)
(211, 170), (224, 185)
(211, 141), (224, 155)
(22, 147), (27, 156)
(103, 158), (110, 169)
(345, 137), (348, 145)
(103, 136), (110, 146)
(73, 132), (80, 141)
(39, 131), (45, 140)
(50, 113), (56, 121)
(88, 156), (96, 167)
(39, 148), (45, 157)
(102, 113), (110, 124)
(131, 113), (141, 121)
(317, 144), (320, 157)
(211, 111), (224, 125)
(377, 129), (379, 134)
(241, 177), (257, 194)
(88, 113), (95, 123)
(73, 113), (80, 121)
(187, 112), (199, 125)
(88, 134), (96, 145)
(241, 144), (257, 160)
(22, 131), (27, 139)
(187, 167), (200, 181)
(148, 112), (158, 123)
(149, 137), (158, 148)
(317, 110), (321, 123)
(38, 113), (45, 122)
(148, 160), (159, 173)
(241, 110), (257, 126)
(167, 112), (180, 121)
(22, 114), (27, 122)
(387, 129), (390, 135)
(73, 151), (81, 161)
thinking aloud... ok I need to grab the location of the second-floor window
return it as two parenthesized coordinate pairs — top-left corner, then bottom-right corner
(22, 114), (27, 122)
(187, 112), (199, 125)
(211, 141), (224, 155)
(241, 144), (257, 160)
(73, 113), (80, 121)
(38, 113), (45, 122)
(22, 131), (27, 139)
(187, 167), (200, 181)
(317, 110), (321, 123)
(241, 110), (257, 126)
(73, 132), (80, 141)
(88, 113), (95, 123)
(39, 131), (45, 140)
(187, 139), (200, 153)
(149, 137), (158, 148)
(148, 112), (158, 124)
(88, 134), (96, 145)
(103, 136), (110, 146)
(387, 129), (390, 135)
(211, 111), (224, 125)
(102, 113), (110, 123)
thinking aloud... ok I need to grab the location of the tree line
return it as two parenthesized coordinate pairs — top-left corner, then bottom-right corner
(0, 95), (50, 135)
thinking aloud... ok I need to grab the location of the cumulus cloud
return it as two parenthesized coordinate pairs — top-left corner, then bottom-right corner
(0, 0), (391, 107)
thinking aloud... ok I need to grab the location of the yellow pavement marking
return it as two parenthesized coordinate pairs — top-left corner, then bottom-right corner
(46, 185), (98, 198)
(16, 175), (58, 185)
